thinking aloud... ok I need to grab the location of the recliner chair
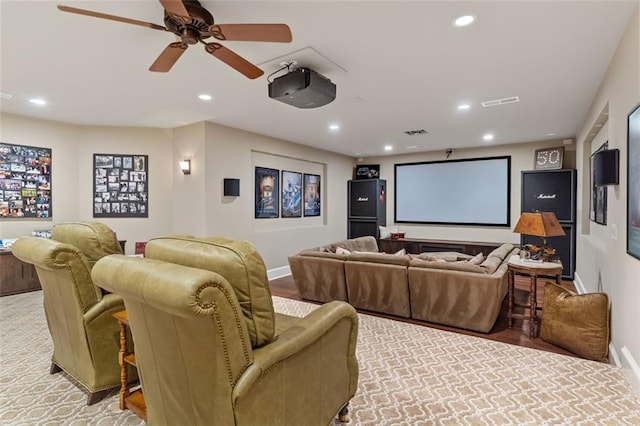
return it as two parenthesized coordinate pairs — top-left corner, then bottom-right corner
(11, 222), (134, 405)
(92, 236), (359, 425)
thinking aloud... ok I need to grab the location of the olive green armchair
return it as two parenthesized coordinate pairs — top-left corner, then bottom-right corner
(92, 236), (359, 425)
(11, 222), (134, 405)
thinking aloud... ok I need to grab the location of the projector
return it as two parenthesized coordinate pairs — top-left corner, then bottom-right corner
(268, 68), (336, 109)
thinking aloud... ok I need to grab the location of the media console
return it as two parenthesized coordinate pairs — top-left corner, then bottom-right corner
(379, 238), (503, 256)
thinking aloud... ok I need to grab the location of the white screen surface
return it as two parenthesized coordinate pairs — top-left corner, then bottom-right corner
(394, 157), (510, 225)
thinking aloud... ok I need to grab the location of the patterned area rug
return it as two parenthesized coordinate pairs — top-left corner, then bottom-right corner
(1, 291), (639, 425)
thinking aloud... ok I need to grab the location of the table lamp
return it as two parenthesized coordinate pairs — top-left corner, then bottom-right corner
(513, 212), (565, 261)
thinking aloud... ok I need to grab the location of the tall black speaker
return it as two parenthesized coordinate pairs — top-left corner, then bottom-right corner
(348, 179), (386, 239)
(521, 169), (576, 279)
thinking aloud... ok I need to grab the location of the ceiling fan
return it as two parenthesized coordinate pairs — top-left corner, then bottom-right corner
(57, 0), (292, 79)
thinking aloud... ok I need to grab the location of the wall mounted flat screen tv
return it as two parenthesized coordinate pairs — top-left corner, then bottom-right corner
(395, 156), (511, 226)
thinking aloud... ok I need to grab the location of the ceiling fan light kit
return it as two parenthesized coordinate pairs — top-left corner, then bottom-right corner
(57, 0), (292, 78)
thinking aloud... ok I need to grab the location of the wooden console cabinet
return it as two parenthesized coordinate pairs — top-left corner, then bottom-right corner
(0, 250), (41, 296)
(379, 238), (503, 256)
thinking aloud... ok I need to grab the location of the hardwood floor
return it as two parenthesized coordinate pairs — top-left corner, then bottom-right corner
(269, 274), (581, 359)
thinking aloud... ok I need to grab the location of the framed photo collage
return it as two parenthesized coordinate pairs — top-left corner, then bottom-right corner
(93, 154), (148, 218)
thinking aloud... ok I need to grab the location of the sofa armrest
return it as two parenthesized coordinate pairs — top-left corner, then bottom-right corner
(232, 300), (358, 400)
(84, 292), (125, 324)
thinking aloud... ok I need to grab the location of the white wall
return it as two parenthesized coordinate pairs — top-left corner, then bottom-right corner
(575, 5), (640, 396)
(362, 139), (576, 245)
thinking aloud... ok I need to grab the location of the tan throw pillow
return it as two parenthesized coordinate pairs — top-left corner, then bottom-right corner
(336, 247), (351, 255)
(540, 282), (610, 362)
(468, 252), (484, 265)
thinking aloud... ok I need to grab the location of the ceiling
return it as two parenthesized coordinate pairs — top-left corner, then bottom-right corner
(0, 1), (637, 157)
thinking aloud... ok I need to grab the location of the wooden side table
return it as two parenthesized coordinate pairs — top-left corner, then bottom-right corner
(507, 255), (563, 338)
(113, 310), (147, 421)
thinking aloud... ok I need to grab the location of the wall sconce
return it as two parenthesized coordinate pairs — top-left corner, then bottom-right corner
(179, 160), (191, 175)
(224, 178), (240, 196)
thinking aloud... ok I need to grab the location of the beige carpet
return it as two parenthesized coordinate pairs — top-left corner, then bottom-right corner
(1, 291), (639, 425)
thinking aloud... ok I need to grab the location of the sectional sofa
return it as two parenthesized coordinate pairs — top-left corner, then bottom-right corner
(288, 237), (518, 332)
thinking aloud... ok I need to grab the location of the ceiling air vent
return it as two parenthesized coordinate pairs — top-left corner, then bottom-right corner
(404, 129), (428, 136)
(481, 96), (520, 107)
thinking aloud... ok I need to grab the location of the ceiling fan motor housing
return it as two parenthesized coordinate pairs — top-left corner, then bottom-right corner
(269, 68), (336, 109)
(164, 0), (214, 43)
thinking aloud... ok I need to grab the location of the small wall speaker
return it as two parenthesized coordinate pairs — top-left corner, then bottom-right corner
(594, 149), (619, 186)
(223, 178), (240, 197)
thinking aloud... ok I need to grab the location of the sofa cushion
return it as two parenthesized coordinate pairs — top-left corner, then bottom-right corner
(468, 252), (485, 265)
(410, 252), (472, 262)
(486, 243), (515, 261)
(479, 256), (503, 274)
(299, 249), (348, 260)
(51, 222), (123, 268)
(409, 258), (486, 273)
(540, 282), (610, 362)
(348, 252), (410, 266)
(331, 236), (378, 253)
(144, 236), (275, 348)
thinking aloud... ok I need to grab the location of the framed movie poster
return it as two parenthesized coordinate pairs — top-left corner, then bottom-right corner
(627, 103), (640, 259)
(281, 170), (302, 218)
(93, 154), (148, 218)
(303, 173), (321, 217)
(590, 142), (608, 225)
(255, 167), (279, 218)
(0, 142), (52, 219)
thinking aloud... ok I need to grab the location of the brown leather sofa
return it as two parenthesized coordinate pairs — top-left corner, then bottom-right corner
(93, 236), (359, 425)
(288, 236), (379, 303)
(11, 222), (135, 405)
(408, 243), (519, 332)
(289, 237), (517, 332)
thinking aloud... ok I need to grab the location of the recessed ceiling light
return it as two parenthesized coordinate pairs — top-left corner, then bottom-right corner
(198, 94), (212, 101)
(457, 104), (471, 110)
(406, 145), (418, 149)
(384, 145), (393, 151)
(453, 15), (475, 27)
(483, 134), (494, 141)
(29, 98), (46, 106)
(545, 132), (557, 136)
(329, 124), (340, 131)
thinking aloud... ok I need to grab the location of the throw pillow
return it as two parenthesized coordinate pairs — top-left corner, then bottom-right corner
(540, 282), (610, 362)
(394, 248), (406, 256)
(336, 247), (351, 255)
(468, 252), (484, 265)
(379, 226), (398, 239)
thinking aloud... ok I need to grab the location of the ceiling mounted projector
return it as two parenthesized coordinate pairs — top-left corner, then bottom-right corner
(268, 67), (336, 109)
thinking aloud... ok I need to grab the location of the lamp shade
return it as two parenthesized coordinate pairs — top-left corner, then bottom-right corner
(513, 212), (566, 238)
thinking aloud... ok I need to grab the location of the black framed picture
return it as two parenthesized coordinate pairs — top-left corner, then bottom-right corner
(255, 167), (279, 218)
(281, 170), (302, 218)
(355, 164), (380, 180)
(590, 142), (608, 225)
(0, 142), (52, 219)
(303, 173), (321, 217)
(627, 103), (640, 259)
(93, 153), (148, 218)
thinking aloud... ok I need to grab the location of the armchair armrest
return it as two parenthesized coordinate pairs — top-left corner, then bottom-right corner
(84, 293), (125, 324)
(232, 300), (359, 401)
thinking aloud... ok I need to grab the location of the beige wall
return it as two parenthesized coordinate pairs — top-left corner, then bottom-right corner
(0, 114), (175, 251)
(362, 139), (576, 245)
(575, 5), (640, 395)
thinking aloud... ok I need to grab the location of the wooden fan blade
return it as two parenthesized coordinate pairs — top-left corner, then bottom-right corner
(211, 24), (292, 42)
(204, 43), (264, 79)
(57, 5), (167, 31)
(158, 0), (190, 21)
(149, 42), (188, 72)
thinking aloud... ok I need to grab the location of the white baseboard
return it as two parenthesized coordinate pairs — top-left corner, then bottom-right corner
(621, 346), (640, 399)
(573, 272), (586, 294)
(267, 265), (291, 280)
(610, 343), (622, 367)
